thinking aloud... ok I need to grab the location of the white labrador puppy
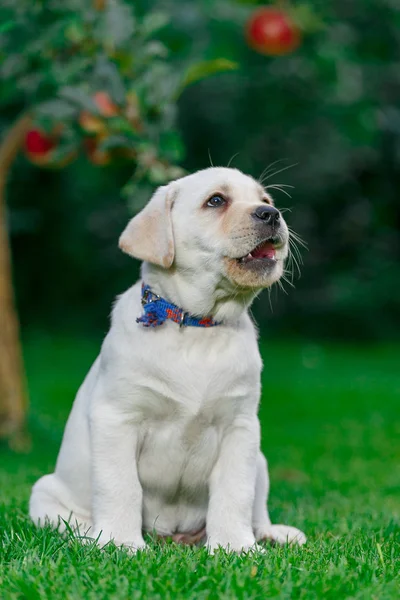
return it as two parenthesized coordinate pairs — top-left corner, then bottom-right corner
(30, 167), (306, 552)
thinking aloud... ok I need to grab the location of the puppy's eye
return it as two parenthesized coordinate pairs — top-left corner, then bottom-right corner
(207, 195), (226, 208)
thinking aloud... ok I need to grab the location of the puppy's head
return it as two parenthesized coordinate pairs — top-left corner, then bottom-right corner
(119, 167), (289, 290)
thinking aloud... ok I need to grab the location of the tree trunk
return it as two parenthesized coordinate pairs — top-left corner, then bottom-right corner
(0, 115), (31, 449)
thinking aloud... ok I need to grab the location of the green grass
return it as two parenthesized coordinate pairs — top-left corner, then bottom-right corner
(1, 334), (399, 599)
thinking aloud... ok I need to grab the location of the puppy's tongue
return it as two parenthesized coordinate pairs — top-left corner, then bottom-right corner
(251, 241), (276, 259)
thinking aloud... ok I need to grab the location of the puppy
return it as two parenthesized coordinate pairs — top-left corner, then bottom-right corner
(30, 167), (306, 552)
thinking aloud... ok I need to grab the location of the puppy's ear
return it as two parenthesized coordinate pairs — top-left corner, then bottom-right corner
(119, 184), (176, 268)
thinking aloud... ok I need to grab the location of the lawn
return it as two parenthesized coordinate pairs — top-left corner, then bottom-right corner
(1, 334), (399, 599)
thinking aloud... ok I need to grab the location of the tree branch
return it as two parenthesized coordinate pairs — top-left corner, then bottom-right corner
(0, 114), (32, 449)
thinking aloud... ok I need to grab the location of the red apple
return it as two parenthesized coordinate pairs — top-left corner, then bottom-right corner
(24, 129), (55, 156)
(247, 7), (301, 56)
(24, 128), (77, 168)
(24, 128), (57, 167)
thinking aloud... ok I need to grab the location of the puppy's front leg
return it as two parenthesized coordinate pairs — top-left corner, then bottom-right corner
(206, 419), (259, 553)
(90, 403), (146, 551)
(253, 452), (307, 546)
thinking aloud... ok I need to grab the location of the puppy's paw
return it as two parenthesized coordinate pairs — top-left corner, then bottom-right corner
(88, 530), (148, 553)
(255, 524), (307, 546)
(206, 532), (260, 554)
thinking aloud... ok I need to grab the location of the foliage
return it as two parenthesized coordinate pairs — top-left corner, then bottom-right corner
(1, 0), (400, 338)
(0, 0), (235, 195)
(1, 336), (400, 597)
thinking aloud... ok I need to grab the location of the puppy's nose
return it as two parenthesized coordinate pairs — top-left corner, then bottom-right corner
(253, 205), (280, 226)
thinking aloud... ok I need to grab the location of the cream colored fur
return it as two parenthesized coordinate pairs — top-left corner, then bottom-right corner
(29, 167), (306, 553)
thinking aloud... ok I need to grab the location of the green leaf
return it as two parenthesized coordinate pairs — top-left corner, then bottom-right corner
(92, 56), (126, 105)
(0, 21), (16, 34)
(142, 41), (169, 60)
(98, 134), (138, 151)
(50, 58), (92, 87)
(180, 59), (239, 92)
(94, 0), (136, 48)
(35, 99), (78, 121)
(64, 20), (86, 44)
(291, 3), (325, 33)
(58, 87), (99, 112)
(107, 116), (137, 135)
(141, 11), (170, 38)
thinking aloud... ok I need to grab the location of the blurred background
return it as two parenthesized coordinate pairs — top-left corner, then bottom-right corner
(2, 0), (399, 342)
(1, 0), (400, 448)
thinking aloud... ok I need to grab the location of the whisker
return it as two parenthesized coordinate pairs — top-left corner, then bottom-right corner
(266, 183), (294, 189)
(208, 149), (214, 167)
(287, 248), (302, 278)
(276, 278), (289, 295)
(290, 239), (307, 254)
(266, 185), (292, 199)
(288, 228), (308, 249)
(260, 163), (298, 185)
(283, 267), (295, 285)
(258, 158), (288, 183)
(288, 237), (304, 263)
(267, 287), (273, 313)
(227, 152), (239, 168)
(281, 274), (295, 288)
(289, 237), (304, 261)
(288, 226), (307, 242)
(289, 251), (303, 274)
(289, 247), (303, 278)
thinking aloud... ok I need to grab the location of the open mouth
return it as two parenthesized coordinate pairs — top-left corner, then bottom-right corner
(237, 237), (280, 264)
